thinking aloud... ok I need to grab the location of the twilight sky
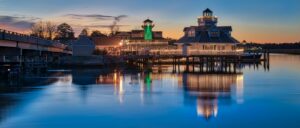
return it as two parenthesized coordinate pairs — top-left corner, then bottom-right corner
(0, 0), (299, 43)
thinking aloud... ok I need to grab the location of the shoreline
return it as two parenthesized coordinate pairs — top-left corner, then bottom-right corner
(267, 49), (300, 55)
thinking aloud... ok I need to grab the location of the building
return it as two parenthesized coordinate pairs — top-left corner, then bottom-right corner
(92, 37), (122, 55)
(177, 8), (242, 55)
(91, 19), (167, 56)
(72, 35), (95, 56)
(119, 19), (176, 55)
(115, 19), (163, 41)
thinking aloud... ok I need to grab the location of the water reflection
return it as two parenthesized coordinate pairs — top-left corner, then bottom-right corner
(0, 71), (70, 125)
(0, 67), (246, 121)
(0, 59), (277, 127)
(182, 73), (244, 119)
(68, 66), (245, 120)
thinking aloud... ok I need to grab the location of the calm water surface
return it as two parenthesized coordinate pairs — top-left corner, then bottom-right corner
(1, 54), (300, 128)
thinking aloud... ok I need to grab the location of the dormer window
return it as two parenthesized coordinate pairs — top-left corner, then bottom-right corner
(187, 29), (195, 37)
(209, 31), (220, 37)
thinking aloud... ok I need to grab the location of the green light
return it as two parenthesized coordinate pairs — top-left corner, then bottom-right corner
(145, 73), (152, 90)
(144, 24), (153, 41)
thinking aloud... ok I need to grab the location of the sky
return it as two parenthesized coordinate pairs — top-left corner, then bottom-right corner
(0, 0), (299, 43)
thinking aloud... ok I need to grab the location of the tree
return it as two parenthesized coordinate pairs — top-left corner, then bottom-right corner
(31, 21), (45, 38)
(80, 28), (89, 36)
(45, 21), (57, 40)
(90, 30), (107, 38)
(55, 23), (75, 42)
(31, 21), (57, 40)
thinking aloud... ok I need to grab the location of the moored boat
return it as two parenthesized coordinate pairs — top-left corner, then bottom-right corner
(241, 53), (262, 59)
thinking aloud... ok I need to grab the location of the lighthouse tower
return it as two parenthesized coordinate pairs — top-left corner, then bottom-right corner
(142, 19), (155, 41)
(198, 8), (218, 27)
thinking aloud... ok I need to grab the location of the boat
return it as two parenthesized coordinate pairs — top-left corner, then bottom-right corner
(241, 53), (262, 60)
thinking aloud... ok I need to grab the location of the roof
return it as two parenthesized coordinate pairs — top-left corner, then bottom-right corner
(183, 26), (232, 32)
(177, 26), (239, 44)
(203, 8), (213, 13)
(92, 37), (121, 46)
(72, 35), (95, 46)
(144, 19), (153, 23)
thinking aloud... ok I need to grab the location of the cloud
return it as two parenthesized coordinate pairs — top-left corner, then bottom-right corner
(84, 24), (130, 28)
(65, 14), (112, 20)
(61, 14), (129, 34)
(0, 15), (41, 30)
(64, 14), (127, 20)
(0, 14), (129, 35)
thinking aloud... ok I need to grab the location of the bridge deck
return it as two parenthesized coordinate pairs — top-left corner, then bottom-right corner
(0, 29), (72, 54)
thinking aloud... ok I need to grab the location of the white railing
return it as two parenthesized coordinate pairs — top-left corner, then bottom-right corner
(122, 49), (244, 56)
(149, 49), (182, 55)
(187, 50), (244, 55)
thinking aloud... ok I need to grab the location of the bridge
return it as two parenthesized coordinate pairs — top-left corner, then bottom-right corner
(0, 29), (72, 63)
(0, 29), (73, 75)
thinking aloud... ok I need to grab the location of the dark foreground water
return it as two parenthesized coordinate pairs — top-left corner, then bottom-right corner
(1, 54), (300, 128)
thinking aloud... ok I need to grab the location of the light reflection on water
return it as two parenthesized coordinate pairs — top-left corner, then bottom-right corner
(0, 54), (300, 128)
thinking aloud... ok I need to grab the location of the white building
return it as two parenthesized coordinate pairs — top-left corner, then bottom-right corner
(72, 35), (95, 56)
(177, 8), (242, 55)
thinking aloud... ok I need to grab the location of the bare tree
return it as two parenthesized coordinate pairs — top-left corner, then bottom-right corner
(31, 21), (45, 38)
(31, 21), (57, 39)
(45, 21), (57, 40)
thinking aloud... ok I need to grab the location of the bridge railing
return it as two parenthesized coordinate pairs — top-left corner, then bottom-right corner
(0, 29), (68, 50)
(0, 56), (20, 63)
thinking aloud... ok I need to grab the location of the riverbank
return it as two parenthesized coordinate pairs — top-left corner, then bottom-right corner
(267, 49), (300, 54)
(59, 56), (123, 67)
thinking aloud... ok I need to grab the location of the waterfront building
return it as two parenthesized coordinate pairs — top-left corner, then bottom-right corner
(119, 19), (176, 55)
(72, 35), (95, 56)
(115, 19), (163, 41)
(177, 8), (242, 55)
(92, 37), (122, 55)
(91, 19), (167, 56)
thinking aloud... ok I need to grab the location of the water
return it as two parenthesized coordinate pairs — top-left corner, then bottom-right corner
(1, 54), (300, 128)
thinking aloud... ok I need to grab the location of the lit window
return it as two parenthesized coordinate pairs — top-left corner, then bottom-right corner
(188, 29), (195, 37)
(209, 31), (219, 37)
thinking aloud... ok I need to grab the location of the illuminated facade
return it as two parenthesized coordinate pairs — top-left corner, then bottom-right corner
(178, 8), (241, 55)
(119, 19), (175, 55)
(115, 19), (163, 41)
(142, 19), (154, 41)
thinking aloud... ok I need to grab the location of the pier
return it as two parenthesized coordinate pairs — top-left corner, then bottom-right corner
(123, 51), (270, 74)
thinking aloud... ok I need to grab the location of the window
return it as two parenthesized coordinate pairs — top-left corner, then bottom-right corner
(188, 29), (195, 37)
(209, 31), (220, 37)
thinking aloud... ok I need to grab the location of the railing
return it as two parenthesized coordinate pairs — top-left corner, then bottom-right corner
(187, 50), (244, 55)
(121, 49), (244, 56)
(0, 29), (68, 50)
(149, 49), (182, 55)
(0, 56), (21, 63)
